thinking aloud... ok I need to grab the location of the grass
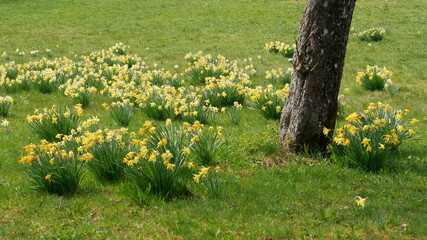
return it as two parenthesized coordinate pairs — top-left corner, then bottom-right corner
(1, 0), (426, 239)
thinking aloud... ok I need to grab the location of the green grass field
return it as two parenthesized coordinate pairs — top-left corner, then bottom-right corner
(1, 0), (426, 239)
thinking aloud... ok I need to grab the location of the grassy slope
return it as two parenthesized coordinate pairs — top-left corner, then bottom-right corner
(0, 0), (426, 239)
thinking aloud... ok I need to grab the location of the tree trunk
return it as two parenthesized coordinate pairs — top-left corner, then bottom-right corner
(280, 0), (357, 152)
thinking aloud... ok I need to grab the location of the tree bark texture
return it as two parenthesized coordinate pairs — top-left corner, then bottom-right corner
(280, 0), (356, 152)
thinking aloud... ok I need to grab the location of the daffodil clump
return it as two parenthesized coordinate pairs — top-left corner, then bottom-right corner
(184, 52), (233, 85)
(32, 68), (59, 93)
(249, 84), (290, 120)
(264, 41), (296, 58)
(356, 27), (388, 42)
(184, 51), (255, 85)
(26, 104), (83, 141)
(0, 95), (14, 117)
(109, 42), (129, 56)
(60, 77), (98, 107)
(327, 102), (419, 171)
(145, 68), (183, 87)
(124, 120), (225, 199)
(265, 68), (293, 85)
(355, 65), (394, 91)
(18, 140), (85, 196)
(181, 98), (217, 125)
(0, 62), (24, 93)
(75, 128), (134, 183)
(201, 76), (247, 108)
(193, 166), (222, 198)
(138, 86), (184, 121)
(0, 58), (76, 93)
(188, 123), (228, 165)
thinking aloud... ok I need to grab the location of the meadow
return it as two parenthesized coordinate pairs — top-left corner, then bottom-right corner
(0, 0), (426, 239)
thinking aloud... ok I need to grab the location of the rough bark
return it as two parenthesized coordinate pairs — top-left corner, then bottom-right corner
(280, 0), (357, 152)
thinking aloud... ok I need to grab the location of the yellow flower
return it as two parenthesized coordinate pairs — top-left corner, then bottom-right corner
(366, 145), (372, 152)
(373, 118), (387, 127)
(1, 119), (9, 127)
(181, 148), (191, 155)
(409, 118), (420, 125)
(345, 112), (361, 123)
(49, 158), (55, 164)
(193, 174), (201, 183)
(187, 162), (196, 168)
(361, 138), (370, 147)
(166, 163), (175, 170)
(199, 167), (210, 175)
(191, 135), (200, 142)
(215, 166), (221, 172)
(78, 153), (94, 162)
(343, 139), (350, 146)
(379, 143), (385, 150)
(143, 121), (153, 128)
(322, 127), (331, 136)
(157, 138), (168, 147)
(348, 126), (358, 135)
(45, 174), (52, 180)
(396, 125), (405, 132)
(355, 196), (368, 207)
(408, 129), (416, 135)
(149, 153), (157, 162)
(161, 150), (173, 159)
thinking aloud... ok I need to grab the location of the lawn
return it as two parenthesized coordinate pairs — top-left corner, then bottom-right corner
(0, 0), (426, 239)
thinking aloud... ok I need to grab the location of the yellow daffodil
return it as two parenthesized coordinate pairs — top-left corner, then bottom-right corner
(409, 118), (419, 125)
(355, 196), (368, 207)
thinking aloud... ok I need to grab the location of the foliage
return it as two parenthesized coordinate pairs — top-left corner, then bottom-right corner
(105, 101), (134, 127)
(193, 166), (222, 198)
(225, 102), (243, 125)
